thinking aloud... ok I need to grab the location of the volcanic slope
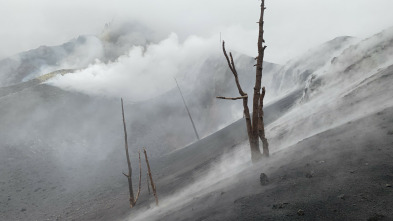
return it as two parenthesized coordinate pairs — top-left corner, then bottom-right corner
(122, 28), (393, 221)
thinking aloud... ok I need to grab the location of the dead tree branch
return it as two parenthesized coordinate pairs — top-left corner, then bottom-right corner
(121, 98), (141, 208)
(143, 148), (159, 206)
(147, 172), (151, 195)
(222, 41), (246, 96)
(134, 150), (142, 202)
(216, 95), (248, 100)
(174, 78), (200, 141)
(216, 1), (269, 162)
(221, 41), (253, 149)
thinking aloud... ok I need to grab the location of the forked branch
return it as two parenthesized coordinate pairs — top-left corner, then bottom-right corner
(222, 41), (246, 96)
(121, 98), (142, 208)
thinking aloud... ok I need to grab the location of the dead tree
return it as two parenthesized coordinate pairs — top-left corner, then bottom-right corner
(147, 172), (151, 195)
(174, 77), (200, 141)
(143, 148), (159, 206)
(121, 98), (142, 208)
(216, 0), (269, 162)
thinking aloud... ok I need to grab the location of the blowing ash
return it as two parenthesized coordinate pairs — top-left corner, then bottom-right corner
(121, 27), (393, 220)
(267, 27), (393, 152)
(127, 143), (251, 221)
(46, 24), (271, 102)
(1, 14), (393, 219)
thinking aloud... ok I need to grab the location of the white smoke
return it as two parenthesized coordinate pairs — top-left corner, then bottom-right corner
(48, 33), (219, 101)
(47, 26), (266, 101)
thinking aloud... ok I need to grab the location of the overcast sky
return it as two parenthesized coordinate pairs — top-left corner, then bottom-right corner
(1, 0), (393, 64)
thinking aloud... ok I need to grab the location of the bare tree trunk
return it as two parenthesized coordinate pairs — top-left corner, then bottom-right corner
(216, 1), (268, 163)
(174, 78), (200, 141)
(121, 98), (141, 208)
(143, 148), (159, 206)
(252, 0), (267, 162)
(134, 151), (142, 203)
(258, 87), (269, 157)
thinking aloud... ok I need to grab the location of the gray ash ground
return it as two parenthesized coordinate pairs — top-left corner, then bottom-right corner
(1, 28), (393, 220)
(1, 80), (392, 221)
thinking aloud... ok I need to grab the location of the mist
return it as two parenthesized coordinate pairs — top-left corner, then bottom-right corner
(121, 26), (393, 220)
(1, 1), (393, 220)
(2, 0), (393, 64)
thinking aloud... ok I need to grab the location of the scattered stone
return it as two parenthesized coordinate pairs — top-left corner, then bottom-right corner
(297, 209), (305, 216)
(272, 203), (289, 209)
(260, 173), (269, 186)
(386, 184), (392, 188)
(338, 194), (346, 200)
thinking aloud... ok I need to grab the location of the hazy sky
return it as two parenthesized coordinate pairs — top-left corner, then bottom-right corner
(1, 0), (393, 63)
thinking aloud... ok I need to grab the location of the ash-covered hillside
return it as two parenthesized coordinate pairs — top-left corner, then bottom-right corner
(0, 25), (283, 220)
(125, 27), (393, 221)
(1, 25), (393, 221)
(0, 22), (160, 87)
